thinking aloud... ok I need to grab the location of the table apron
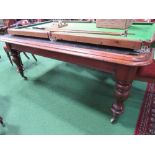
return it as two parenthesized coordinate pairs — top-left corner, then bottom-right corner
(9, 43), (132, 74)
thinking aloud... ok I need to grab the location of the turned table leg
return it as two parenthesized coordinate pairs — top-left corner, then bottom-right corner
(111, 81), (132, 123)
(10, 50), (28, 80)
(110, 66), (137, 123)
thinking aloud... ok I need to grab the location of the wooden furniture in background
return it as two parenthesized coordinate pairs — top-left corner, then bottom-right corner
(1, 19), (38, 64)
(96, 19), (133, 29)
(3, 19), (16, 27)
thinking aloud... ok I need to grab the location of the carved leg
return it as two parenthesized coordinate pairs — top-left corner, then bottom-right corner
(10, 50), (28, 80)
(111, 81), (132, 123)
(110, 66), (137, 123)
(0, 116), (5, 127)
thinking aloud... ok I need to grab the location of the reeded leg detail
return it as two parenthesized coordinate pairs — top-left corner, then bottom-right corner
(11, 50), (28, 80)
(111, 81), (132, 123)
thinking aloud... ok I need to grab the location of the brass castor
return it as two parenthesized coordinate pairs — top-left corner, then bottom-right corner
(110, 115), (118, 124)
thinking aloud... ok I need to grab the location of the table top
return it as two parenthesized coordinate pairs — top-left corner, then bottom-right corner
(7, 21), (155, 50)
(31, 22), (155, 40)
(0, 34), (153, 67)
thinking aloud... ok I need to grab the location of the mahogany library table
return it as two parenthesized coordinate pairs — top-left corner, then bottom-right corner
(0, 21), (155, 125)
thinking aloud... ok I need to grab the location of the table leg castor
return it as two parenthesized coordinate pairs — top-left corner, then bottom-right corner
(110, 115), (118, 124)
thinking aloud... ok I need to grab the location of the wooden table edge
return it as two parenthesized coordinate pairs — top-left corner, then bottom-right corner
(0, 35), (153, 67)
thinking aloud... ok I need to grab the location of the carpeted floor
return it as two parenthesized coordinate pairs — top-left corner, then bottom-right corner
(135, 83), (155, 135)
(0, 41), (147, 135)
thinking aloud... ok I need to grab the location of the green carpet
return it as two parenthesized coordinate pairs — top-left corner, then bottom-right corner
(0, 41), (146, 135)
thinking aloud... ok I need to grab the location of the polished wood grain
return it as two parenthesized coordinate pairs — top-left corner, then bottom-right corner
(8, 28), (144, 50)
(111, 65), (138, 122)
(8, 28), (49, 38)
(50, 32), (143, 50)
(1, 36), (153, 66)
